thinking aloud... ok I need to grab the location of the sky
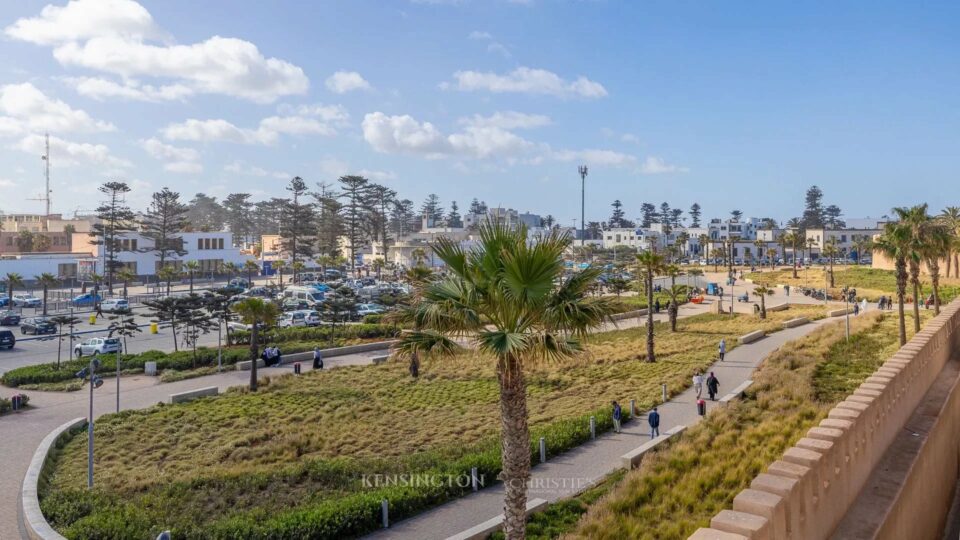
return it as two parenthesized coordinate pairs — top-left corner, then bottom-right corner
(0, 0), (958, 227)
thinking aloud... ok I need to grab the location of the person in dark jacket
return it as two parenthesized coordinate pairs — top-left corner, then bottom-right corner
(706, 372), (720, 401)
(611, 401), (622, 433)
(654, 299), (661, 313)
(648, 407), (661, 438)
(313, 346), (324, 370)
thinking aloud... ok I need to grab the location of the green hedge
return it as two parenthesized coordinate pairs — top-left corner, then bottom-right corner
(0, 393), (30, 414)
(42, 404), (627, 539)
(227, 323), (400, 346)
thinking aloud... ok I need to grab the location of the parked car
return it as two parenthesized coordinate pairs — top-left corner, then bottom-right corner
(277, 311), (308, 328)
(229, 278), (250, 289)
(282, 298), (310, 311)
(356, 303), (386, 317)
(12, 294), (42, 308)
(0, 329), (14, 349)
(0, 310), (21, 326)
(294, 309), (322, 326)
(324, 268), (342, 279)
(74, 337), (122, 357)
(100, 298), (129, 313)
(71, 293), (102, 307)
(20, 317), (56, 335)
(0, 297), (9, 308)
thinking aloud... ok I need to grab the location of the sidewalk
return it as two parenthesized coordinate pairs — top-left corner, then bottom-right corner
(364, 317), (834, 540)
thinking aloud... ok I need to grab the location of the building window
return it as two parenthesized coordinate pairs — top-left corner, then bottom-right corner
(218, 238), (224, 249)
(197, 238), (203, 250)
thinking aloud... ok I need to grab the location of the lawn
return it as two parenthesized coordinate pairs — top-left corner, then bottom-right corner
(40, 306), (825, 539)
(550, 309), (929, 540)
(746, 266), (960, 302)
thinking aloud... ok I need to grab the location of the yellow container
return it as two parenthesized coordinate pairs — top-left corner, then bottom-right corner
(150, 322), (159, 334)
(89, 314), (97, 325)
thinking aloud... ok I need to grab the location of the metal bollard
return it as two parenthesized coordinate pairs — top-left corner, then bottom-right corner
(661, 383), (667, 403)
(590, 416), (596, 440)
(471, 467), (478, 492)
(293, 362), (301, 375)
(381, 498), (389, 528)
(539, 437), (546, 463)
(697, 399), (706, 416)
(630, 399), (636, 417)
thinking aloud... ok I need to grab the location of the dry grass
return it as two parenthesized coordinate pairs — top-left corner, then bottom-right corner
(746, 266), (960, 302)
(562, 309), (928, 540)
(43, 306), (826, 535)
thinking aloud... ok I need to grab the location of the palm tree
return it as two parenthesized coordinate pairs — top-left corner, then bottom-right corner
(222, 261), (240, 282)
(753, 285), (774, 319)
(697, 233), (709, 258)
(852, 236), (870, 266)
(753, 238), (764, 267)
(273, 260), (288, 292)
(372, 258), (385, 280)
(34, 273), (59, 316)
(243, 259), (259, 286)
(315, 255), (335, 278)
(805, 237), (817, 264)
(4, 272), (24, 306)
(394, 223), (613, 539)
(676, 231), (690, 259)
(896, 204), (933, 333)
(939, 206), (960, 277)
(923, 224), (951, 315)
(157, 265), (179, 296)
(766, 247), (778, 269)
(115, 267), (135, 299)
(872, 223), (911, 345)
(48, 314), (80, 370)
(410, 247), (428, 267)
(637, 250), (666, 361)
(184, 260), (200, 293)
(231, 297), (280, 391)
(687, 267), (704, 290)
(710, 247), (725, 272)
(822, 239), (840, 288)
(663, 264), (687, 332)
(781, 232), (799, 278)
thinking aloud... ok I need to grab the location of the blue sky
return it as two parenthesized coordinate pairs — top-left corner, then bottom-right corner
(0, 0), (957, 226)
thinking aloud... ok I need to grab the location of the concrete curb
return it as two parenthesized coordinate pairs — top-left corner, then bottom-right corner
(169, 386), (218, 404)
(739, 330), (765, 345)
(611, 308), (649, 321)
(22, 417), (85, 540)
(235, 340), (397, 371)
(445, 498), (548, 540)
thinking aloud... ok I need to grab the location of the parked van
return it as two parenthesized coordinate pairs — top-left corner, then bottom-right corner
(282, 286), (325, 307)
(277, 311), (308, 328)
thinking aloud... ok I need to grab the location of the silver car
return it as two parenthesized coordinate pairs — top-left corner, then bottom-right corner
(74, 337), (122, 357)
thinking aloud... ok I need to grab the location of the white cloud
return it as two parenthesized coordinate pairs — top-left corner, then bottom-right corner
(621, 133), (641, 144)
(65, 76), (193, 102)
(225, 160), (289, 180)
(0, 178), (18, 188)
(140, 137), (202, 173)
(552, 149), (637, 167)
(325, 71), (371, 94)
(357, 169), (397, 182)
(637, 156), (689, 175)
(468, 31), (492, 40)
(466, 30), (510, 58)
(460, 111), (551, 130)
(6, 0), (308, 103)
(14, 133), (131, 171)
(317, 157), (396, 182)
(444, 67), (607, 98)
(162, 105), (348, 145)
(0, 82), (114, 135)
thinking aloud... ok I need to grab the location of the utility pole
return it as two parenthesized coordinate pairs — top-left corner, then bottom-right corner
(28, 132), (53, 228)
(578, 165), (588, 252)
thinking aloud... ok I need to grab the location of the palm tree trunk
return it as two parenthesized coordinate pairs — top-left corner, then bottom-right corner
(760, 294), (766, 319)
(497, 355), (530, 540)
(250, 325), (259, 391)
(954, 253), (959, 279)
(42, 286), (48, 316)
(56, 325), (63, 370)
(828, 261), (834, 287)
(669, 303), (678, 332)
(791, 243), (798, 279)
(910, 265), (921, 333)
(896, 258), (907, 346)
(930, 260), (941, 315)
(646, 273), (655, 362)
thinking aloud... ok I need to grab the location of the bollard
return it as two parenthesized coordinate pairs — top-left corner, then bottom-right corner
(697, 399), (706, 416)
(293, 362), (301, 375)
(471, 467), (478, 492)
(150, 322), (158, 334)
(11, 394), (22, 411)
(89, 314), (96, 325)
(630, 399), (636, 417)
(539, 437), (546, 463)
(590, 416), (596, 440)
(381, 498), (389, 528)
(661, 383), (667, 403)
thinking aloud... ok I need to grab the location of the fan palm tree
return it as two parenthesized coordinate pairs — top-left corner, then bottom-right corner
(939, 206), (960, 277)
(766, 247), (779, 269)
(822, 239), (840, 288)
(291, 261), (305, 283)
(781, 232), (799, 278)
(871, 223), (911, 345)
(34, 273), (59, 316)
(637, 250), (666, 361)
(852, 236), (870, 266)
(184, 260), (200, 293)
(663, 265), (687, 332)
(753, 285), (774, 319)
(923, 223), (951, 315)
(243, 259), (260, 286)
(157, 265), (179, 296)
(272, 260), (288, 292)
(895, 204), (933, 333)
(315, 255), (335, 278)
(394, 223), (613, 539)
(753, 239), (764, 267)
(231, 297), (280, 391)
(805, 237), (817, 264)
(222, 261), (240, 282)
(115, 267), (135, 299)
(676, 231), (690, 259)
(4, 272), (24, 306)
(710, 247), (725, 272)
(697, 233), (709, 258)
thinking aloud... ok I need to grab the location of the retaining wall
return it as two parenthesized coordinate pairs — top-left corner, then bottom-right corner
(689, 298), (960, 540)
(22, 417), (86, 540)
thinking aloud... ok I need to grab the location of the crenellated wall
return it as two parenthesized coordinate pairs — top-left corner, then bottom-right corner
(689, 298), (960, 540)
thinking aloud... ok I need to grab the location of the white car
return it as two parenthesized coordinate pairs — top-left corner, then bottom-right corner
(356, 303), (386, 317)
(74, 337), (122, 357)
(12, 294), (41, 308)
(293, 309), (322, 326)
(277, 312), (307, 328)
(100, 298), (130, 312)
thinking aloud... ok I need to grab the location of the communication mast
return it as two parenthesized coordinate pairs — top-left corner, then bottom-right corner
(27, 133), (53, 226)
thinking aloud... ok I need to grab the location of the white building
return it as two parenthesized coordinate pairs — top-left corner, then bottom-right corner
(71, 231), (251, 277)
(804, 227), (881, 259)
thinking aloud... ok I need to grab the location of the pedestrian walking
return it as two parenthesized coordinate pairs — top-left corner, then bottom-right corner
(654, 299), (661, 314)
(95, 301), (103, 318)
(313, 346), (324, 370)
(706, 372), (720, 401)
(719, 338), (726, 361)
(611, 401), (622, 433)
(693, 371), (704, 399)
(648, 407), (661, 438)
(785, 284), (790, 296)
(853, 302), (860, 316)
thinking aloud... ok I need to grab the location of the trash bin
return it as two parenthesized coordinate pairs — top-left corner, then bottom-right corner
(11, 394), (22, 411)
(144, 361), (157, 376)
(294, 362), (301, 375)
(697, 399), (706, 416)
(89, 314), (97, 325)
(150, 322), (159, 334)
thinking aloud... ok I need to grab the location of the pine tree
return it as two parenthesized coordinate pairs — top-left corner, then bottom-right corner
(824, 205), (845, 229)
(670, 208), (684, 227)
(447, 200), (462, 228)
(543, 215), (555, 228)
(140, 187), (189, 270)
(223, 193), (253, 246)
(390, 199), (416, 238)
(367, 184), (397, 248)
(421, 194), (444, 225)
(640, 203), (658, 227)
(731, 209), (743, 221)
(801, 185), (825, 229)
(609, 200), (626, 228)
(338, 175), (372, 269)
(313, 183), (344, 257)
(90, 182), (136, 294)
(185, 193), (225, 232)
(689, 202), (702, 227)
(279, 177), (316, 278)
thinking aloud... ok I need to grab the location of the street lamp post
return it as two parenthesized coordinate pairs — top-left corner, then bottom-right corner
(76, 357), (104, 488)
(578, 165), (588, 251)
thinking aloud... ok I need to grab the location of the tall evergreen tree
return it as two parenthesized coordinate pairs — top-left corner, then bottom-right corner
(90, 182), (136, 294)
(609, 200), (626, 228)
(659, 202), (672, 225)
(824, 204), (845, 229)
(447, 200), (462, 228)
(670, 208), (684, 227)
(468, 198), (487, 215)
(140, 187), (189, 270)
(278, 177), (315, 279)
(731, 209), (743, 221)
(390, 198), (416, 239)
(367, 184), (397, 249)
(338, 175), (372, 269)
(222, 193), (253, 246)
(640, 202), (658, 227)
(313, 182), (344, 257)
(689, 202), (702, 227)
(801, 185), (825, 229)
(185, 193), (225, 231)
(421, 194), (444, 225)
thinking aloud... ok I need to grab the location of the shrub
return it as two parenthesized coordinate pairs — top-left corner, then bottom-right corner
(227, 323), (399, 346)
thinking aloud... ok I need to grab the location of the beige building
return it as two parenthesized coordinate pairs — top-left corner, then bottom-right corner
(805, 228), (880, 258)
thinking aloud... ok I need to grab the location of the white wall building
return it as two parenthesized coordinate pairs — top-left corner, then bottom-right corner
(71, 231), (251, 277)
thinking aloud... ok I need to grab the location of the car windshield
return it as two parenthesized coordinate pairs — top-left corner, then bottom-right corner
(104, 338), (120, 345)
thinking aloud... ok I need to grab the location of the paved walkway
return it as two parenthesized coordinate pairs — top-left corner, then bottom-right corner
(365, 317), (835, 540)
